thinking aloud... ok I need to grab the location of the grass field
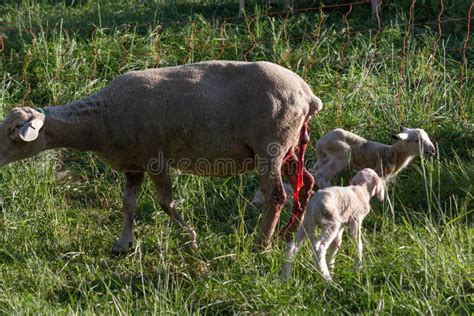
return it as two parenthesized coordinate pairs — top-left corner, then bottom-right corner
(0, 0), (473, 314)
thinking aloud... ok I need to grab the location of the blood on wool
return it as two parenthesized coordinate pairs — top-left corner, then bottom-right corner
(279, 122), (312, 238)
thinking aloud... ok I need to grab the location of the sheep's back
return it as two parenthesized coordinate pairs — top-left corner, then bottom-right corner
(92, 61), (319, 175)
(308, 187), (358, 226)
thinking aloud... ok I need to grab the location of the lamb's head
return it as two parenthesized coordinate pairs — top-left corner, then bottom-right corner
(393, 127), (436, 157)
(350, 168), (385, 201)
(0, 107), (46, 167)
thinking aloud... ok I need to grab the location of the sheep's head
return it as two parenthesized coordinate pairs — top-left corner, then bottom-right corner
(351, 168), (385, 201)
(0, 107), (46, 167)
(393, 127), (436, 157)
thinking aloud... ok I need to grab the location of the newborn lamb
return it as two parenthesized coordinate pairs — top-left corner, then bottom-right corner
(280, 168), (384, 281)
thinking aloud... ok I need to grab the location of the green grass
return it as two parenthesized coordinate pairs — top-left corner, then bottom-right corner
(0, 0), (473, 314)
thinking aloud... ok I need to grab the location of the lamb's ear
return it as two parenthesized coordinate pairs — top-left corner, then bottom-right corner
(17, 118), (44, 142)
(372, 176), (385, 201)
(400, 126), (409, 132)
(393, 132), (409, 141)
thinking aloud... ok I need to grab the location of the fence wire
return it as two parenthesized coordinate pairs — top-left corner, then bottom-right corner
(1, 0), (472, 120)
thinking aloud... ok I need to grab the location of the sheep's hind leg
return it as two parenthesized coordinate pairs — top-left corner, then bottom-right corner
(312, 223), (341, 281)
(256, 156), (287, 249)
(112, 172), (145, 255)
(150, 173), (198, 249)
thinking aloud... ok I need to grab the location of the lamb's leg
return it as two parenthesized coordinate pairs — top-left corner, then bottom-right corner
(281, 216), (315, 280)
(112, 172), (144, 255)
(150, 173), (198, 249)
(327, 227), (344, 269)
(257, 160), (287, 248)
(311, 224), (340, 281)
(349, 218), (363, 271)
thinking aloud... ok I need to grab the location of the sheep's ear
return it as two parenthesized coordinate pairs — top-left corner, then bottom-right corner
(400, 126), (409, 132)
(372, 176), (385, 201)
(393, 132), (409, 141)
(17, 118), (44, 142)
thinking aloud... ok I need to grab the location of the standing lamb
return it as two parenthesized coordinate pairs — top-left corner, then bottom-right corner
(314, 127), (436, 188)
(280, 168), (384, 281)
(0, 60), (322, 253)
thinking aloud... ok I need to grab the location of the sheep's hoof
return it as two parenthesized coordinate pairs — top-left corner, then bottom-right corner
(111, 241), (131, 256)
(251, 242), (272, 254)
(279, 228), (293, 242)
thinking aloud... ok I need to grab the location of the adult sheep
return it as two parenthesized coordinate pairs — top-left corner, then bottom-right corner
(0, 60), (322, 253)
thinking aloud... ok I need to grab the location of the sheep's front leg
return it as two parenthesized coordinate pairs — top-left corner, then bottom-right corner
(112, 172), (144, 255)
(150, 173), (197, 249)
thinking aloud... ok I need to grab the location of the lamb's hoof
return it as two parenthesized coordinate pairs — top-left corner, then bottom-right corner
(111, 241), (131, 256)
(323, 274), (333, 282)
(280, 275), (289, 281)
(280, 270), (290, 281)
(185, 240), (198, 250)
(353, 263), (363, 272)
